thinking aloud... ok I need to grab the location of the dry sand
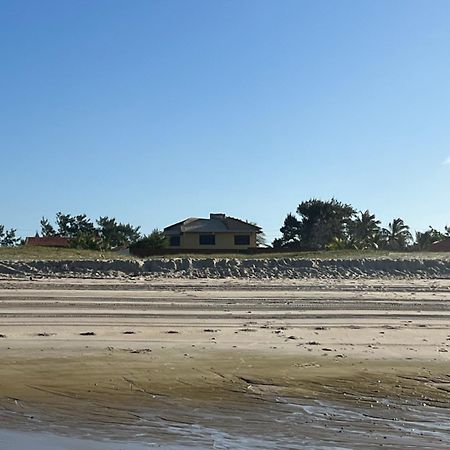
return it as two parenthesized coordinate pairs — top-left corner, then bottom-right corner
(1, 276), (450, 447)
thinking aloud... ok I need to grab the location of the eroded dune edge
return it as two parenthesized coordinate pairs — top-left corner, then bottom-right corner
(0, 256), (450, 278)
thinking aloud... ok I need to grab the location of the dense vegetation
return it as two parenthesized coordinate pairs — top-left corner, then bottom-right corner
(0, 201), (449, 252)
(0, 225), (20, 247)
(128, 229), (167, 255)
(0, 212), (170, 252)
(273, 198), (449, 251)
(36, 213), (142, 251)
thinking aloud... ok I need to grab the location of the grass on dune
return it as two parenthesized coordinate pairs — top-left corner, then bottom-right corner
(168, 250), (450, 260)
(0, 246), (448, 261)
(0, 246), (134, 261)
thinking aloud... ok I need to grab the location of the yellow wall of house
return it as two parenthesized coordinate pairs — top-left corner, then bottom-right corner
(168, 232), (257, 250)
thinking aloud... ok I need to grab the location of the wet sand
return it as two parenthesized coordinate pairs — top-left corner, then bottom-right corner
(1, 277), (450, 448)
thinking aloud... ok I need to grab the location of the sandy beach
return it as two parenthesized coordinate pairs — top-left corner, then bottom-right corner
(1, 275), (450, 448)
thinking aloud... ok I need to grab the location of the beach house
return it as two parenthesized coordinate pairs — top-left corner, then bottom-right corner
(164, 213), (261, 251)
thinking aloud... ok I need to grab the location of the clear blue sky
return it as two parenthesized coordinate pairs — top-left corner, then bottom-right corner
(1, 0), (449, 242)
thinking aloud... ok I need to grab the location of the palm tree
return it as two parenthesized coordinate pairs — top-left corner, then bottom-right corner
(382, 218), (412, 250)
(348, 210), (382, 250)
(415, 227), (444, 251)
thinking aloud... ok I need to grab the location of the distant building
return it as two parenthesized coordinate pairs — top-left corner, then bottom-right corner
(25, 236), (71, 248)
(164, 213), (261, 251)
(429, 238), (450, 252)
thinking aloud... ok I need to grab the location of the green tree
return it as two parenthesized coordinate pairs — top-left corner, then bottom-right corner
(326, 236), (349, 250)
(382, 218), (412, 250)
(249, 221), (266, 247)
(275, 199), (355, 250)
(129, 229), (167, 255)
(0, 225), (20, 247)
(40, 217), (57, 236)
(39, 213), (141, 250)
(415, 227), (445, 251)
(56, 213), (96, 238)
(69, 232), (102, 250)
(97, 217), (141, 249)
(275, 213), (302, 248)
(256, 231), (267, 247)
(347, 210), (382, 250)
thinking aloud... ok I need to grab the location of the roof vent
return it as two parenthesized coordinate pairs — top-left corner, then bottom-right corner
(210, 213), (226, 220)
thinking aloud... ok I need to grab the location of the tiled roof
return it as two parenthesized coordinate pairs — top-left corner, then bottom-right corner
(164, 214), (261, 235)
(430, 238), (450, 252)
(25, 236), (71, 247)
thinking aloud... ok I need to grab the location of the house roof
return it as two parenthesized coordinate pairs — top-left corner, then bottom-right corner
(430, 238), (450, 252)
(25, 236), (71, 247)
(164, 214), (262, 235)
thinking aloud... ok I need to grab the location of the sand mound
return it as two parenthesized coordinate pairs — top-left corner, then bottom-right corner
(0, 257), (449, 279)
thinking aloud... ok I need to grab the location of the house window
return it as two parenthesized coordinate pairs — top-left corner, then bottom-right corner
(234, 235), (250, 245)
(199, 234), (215, 245)
(169, 236), (180, 246)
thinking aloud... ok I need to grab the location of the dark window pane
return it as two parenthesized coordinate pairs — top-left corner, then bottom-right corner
(199, 235), (215, 245)
(169, 236), (180, 246)
(234, 235), (250, 245)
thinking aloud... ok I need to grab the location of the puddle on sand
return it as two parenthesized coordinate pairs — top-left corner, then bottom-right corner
(0, 429), (151, 450)
(2, 396), (450, 449)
